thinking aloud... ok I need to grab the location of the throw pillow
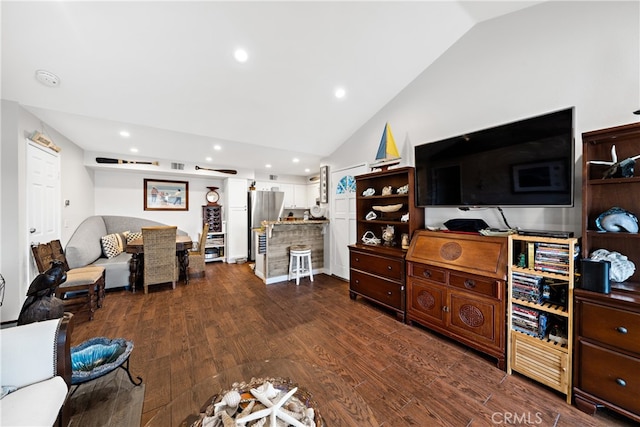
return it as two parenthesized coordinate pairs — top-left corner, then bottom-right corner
(124, 231), (142, 244)
(101, 233), (126, 258)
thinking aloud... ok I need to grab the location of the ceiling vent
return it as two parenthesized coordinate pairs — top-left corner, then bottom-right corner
(35, 70), (60, 87)
(171, 162), (184, 170)
(269, 175), (278, 181)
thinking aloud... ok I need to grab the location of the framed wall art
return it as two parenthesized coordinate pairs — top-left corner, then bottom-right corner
(320, 165), (329, 203)
(144, 179), (189, 211)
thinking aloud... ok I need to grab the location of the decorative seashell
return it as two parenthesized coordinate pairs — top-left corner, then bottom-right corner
(237, 400), (255, 418)
(590, 249), (636, 282)
(201, 415), (218, 427)
(222, 390), (241, 408)
(305, 408), (315, 421)
(250, 382), (279, 407)
(596, 207), (639, 233)
(362, 187), (375, 196)
(361, 231), (381, 245)
(396, 184), (409, 194)
(280, 407), (304, 420)
(252, 418), (267, 427)
(365, 211), (377, 220)
(401, 213), (409, 222)
(285, 401), (304, 413)
(220, 411), (235, 427)
(381, 185), (393, 196)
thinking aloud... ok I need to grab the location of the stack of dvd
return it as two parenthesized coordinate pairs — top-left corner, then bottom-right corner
(512, 271), (545, 303)
(512, 304), (548, 338)
(534, 242), (571, 275)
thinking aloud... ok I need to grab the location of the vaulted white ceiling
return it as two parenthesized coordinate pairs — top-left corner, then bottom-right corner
(2, 1), (542, 176)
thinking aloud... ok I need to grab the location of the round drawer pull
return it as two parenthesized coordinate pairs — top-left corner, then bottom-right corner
(616, 378), (627, 387)
(387, 265), (392, 270)
(355, 257), (360, 262)
(464, 279), (476, 289)
(616, 326), (628, 334)
(423, 270), (432, 278)
(355, 279), (359, 284)
(442, 306), (450, 313)
(387, 291), (392, 296)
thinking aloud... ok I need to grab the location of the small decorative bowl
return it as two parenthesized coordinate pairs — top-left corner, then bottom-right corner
(372, 204), (403, 213)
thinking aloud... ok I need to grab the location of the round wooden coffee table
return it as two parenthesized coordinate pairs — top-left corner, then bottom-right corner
(145, 358), (378, 427)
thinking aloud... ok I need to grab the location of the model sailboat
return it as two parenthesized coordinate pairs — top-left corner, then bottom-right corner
(371, 122), (401, 170)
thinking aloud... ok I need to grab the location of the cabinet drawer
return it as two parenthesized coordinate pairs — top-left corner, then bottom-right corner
(408, 263), (446, 284)
(449, 272), (500, 299)
(350, 251), (403, 280)
(407, 278), (446, 325)
(350, 270), (403, 310)
(580, 302), (640, 354)
(578, 340), (640, 414)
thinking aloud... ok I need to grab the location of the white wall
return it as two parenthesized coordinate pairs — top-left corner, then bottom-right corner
(94, 170), (228, 241)
(324, 1), (640, 234)
(1, 102), (96, 322)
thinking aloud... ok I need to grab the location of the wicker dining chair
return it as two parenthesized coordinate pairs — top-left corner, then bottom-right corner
(188, 223), (209, 279)
(141, 226), (178, 294)
(31, 240), (105, 320)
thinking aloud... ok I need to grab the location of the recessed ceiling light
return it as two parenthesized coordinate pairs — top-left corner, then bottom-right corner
(234, 48), (248, 63)
(120, 131), (130, 137)
(292, 158), (299, 163)
(130, 147), (138, 153)
(305, 168), (310, 173)
(334, 87), (346, 99)
(205, 157), (212, 162)
(265, 164), (272, 168)
(213, 145), (222, 151)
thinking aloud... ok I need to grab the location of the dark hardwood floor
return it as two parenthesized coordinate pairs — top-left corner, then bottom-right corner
(70, 262), (635, 426)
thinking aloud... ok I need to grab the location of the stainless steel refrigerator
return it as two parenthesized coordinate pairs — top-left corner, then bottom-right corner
(248, 190), (285, 260)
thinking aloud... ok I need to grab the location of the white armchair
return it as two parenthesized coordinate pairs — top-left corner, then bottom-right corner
(0, 314), (73, 427)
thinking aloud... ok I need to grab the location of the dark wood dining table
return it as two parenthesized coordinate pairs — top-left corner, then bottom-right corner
(125, 235), (193, 292)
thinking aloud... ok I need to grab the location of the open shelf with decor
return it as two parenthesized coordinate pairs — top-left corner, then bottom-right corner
(574, 122), (640, 423)
(507, 235), (577, 403)
(348, 167), (424, 321)
(203, 205), (225, 262)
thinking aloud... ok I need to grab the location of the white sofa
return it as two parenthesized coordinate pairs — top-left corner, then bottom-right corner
(0, 314), (73, 427)
(65, 215), (187, 290)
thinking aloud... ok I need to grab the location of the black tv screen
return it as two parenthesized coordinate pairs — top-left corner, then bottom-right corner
(415, 108), (575, 207)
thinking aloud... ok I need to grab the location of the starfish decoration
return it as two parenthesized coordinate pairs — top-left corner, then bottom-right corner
(235, 383), (307, 427)
(588, 144), (640, 178)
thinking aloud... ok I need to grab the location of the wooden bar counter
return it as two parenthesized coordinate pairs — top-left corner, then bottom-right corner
(254, 220), (328, 284)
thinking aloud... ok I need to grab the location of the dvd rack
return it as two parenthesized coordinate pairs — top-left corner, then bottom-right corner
(507, 235), (578, 403)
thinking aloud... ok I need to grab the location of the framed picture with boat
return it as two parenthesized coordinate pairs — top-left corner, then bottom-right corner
(144, 179), (189, 211)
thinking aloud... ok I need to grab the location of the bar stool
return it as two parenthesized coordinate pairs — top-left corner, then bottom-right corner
(288, 245), (314, 285)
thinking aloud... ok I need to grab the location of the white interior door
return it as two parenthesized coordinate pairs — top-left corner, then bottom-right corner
(27, 141), (61, 283)
(330, 164), (367, 279)
(27, 142), (60, 246)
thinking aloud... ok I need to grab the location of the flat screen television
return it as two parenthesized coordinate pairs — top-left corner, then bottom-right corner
(415, 107), (575, 207)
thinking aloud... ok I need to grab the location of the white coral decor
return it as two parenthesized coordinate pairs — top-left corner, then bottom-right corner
(590, 249), (636, 282)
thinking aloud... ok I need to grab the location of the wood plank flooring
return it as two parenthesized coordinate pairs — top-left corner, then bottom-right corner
(70, 262), (635, 427)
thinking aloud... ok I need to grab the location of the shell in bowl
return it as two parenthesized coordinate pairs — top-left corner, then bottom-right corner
(372, 204), (403, 213)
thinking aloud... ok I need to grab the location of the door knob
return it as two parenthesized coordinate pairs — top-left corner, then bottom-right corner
(29, 228), (36, 233)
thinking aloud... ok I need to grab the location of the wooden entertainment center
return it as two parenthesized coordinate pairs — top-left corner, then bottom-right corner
(405, 230), (508, 369)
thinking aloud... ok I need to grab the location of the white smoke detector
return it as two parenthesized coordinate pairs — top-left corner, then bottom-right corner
(35, 70), (60, 87)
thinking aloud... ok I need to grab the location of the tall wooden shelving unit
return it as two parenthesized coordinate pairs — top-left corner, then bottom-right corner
(573, 122), (640, 422)
(348, 167), (424, 321)
(507, 235), (577, 403)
